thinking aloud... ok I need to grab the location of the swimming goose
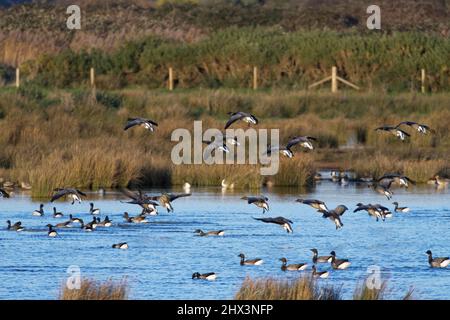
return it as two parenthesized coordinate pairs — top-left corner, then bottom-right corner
(121, 189), (159, 215)
(312, 265), (329, 279)
(286, 136), (317, 150)
(192, 272), (217, 281)
(426, 250), (450, 268)
(310, 249), (333, 264)
(53, 207), (64, 218)
(396, 121), (433, 135)
(252, 216), (293, 233)
(369, 182), (393, 200)
(392, 202), (410, 213)
(375, 126), (410, 141)
(0, 188), (10, 198)
(148, 193), (191, 213)
(296, 199), (328, 211)
(51, 188), (87, 204)
(373, 204), (392, 218)
(123, 212), (148, 224)
(83, 217), (98, 230)
(265, 145), (294, 158)
(55, 220), (72, 228)
(69, 214), (84, 224)
(194, 229), (225, 236)
(238, 253), (263, 266)
(124, 117), (158, 132)
(318, 205), (348, 230)
(224, 112), (258, 129)
(241, 196), (269, 213)
(112, 242), (129, 250)
(46, 224), (58, 237)
(279, 258), (308, 271)
(433, 175), (449, 187)
(89, 202), (100, 215)
(377, 174), (415, 188)
(330, 251), (351, 270)
(96, 216), (112, 227)
(32, 204), (44, 216)
(6, 220), (24, 232)
(354, 203), (385, 221)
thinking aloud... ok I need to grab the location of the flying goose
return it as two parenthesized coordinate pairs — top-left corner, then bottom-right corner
(312, 265), (329, 279)
(192, 272), (217, 281)
(224, 112), (258, 129)
(377, 174), (415, 188)
(318, 205), (348, 230)
(53, 207), (63, 218)
(6, 220), (24, 232)
(124, 117), (158, 132)
(0, 188), (10, 198)
(354, 203), (385, 221)
(112, 242), (129, 250)
(123, 212), (148, 224)
(46, 224), (58, 237)
(202, 139), (230, 155)
(375, 126), (410, 141)
(252, 216), (293, 233)
(369, 182), (393, 200)
(286, 136), (317, 150)
(147, 193), (191, 213)
(51, 188), (87, 204)
(89, 203), (100, 215)
(426, 250), (450, 268)
(296, 199), (328, 211)
(194, 229), (225, 236)
(330, 251), (351, 270)
(121, 189), (159, 215)
(310, 249), (333, 264)
(32, 204), (44, 216)
(238, 253), (263, 266)
(214, 133), (240, 146)
(396, 121), (433, 135)
(279, 257), (308, 271)
(265, 145), (294, 158)
(241, 196), (269, 213)
(392, 202), (410, 213)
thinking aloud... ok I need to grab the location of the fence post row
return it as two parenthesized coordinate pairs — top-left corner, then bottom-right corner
(90, 67), (95, 87)
(168, 67), (174, 91)
(253, 66), (258, 90)
(421, 68), (426, 93)
(15, 68), (20, 88)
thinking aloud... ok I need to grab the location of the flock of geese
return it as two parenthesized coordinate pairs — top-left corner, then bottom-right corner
(1, 113), (449, 284)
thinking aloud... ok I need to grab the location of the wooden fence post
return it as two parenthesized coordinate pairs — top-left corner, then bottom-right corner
(331, 66), (338, 93)
(90, 67), (95, 87)
(253, 66), (258, 90)
(421, 68), (426, 93)
(168, 67), (174, 91)
(15, 68), (20, 88)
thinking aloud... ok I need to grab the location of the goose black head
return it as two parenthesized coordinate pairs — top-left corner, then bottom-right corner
(330, 251), (336, 256)
(238, 253), (245, 258)
(192, 272), (200, 279)
(426, 250), (432, 255)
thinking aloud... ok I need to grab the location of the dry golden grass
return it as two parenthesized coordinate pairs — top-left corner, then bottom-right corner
(353, 278), (414, 300)
(59, 278), (128, 300)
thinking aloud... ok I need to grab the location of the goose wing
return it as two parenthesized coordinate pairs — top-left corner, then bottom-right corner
(167, 193), (191, 201)
(224, 112), (245, 129)
(51, 189), (71, 202)
(0, 188), (10, 198)
(124, 118), (145, 130)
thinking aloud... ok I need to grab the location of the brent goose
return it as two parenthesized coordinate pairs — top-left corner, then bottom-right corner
(354, 203), (386, 221)
(286, 136), (317, 150)
(253, 216), (293, 233)
(123, 212), (148, 224)
(426, 250), (450, 268)
(279, 258), (308, 271)
(124, 118), (158, 132)
(265, 145), (294, 158)
(89, 202), (100, 215)
(69, 214), (84, 224)
(55, 220), (72, 228)
(147, 193), (191, 213)
(296, 199), (328, 211)
(241, 196), (269, 213)
(330, 251), (351, 270)
(53, 207), (64, 218)
(0, 188), (10, 198)
(192, 272), (217, 281)
(225, 112), (258, 129)
(369, 182), (393, 200)
(112, 242), (129, 250)
(51, 188), (87, 204)
(238, 253), (263, 266)
(32, 204), (44, 216)
(194, 229), (225, 236)
(396, 121), (433, 135)
(392, 202), (410, 213)
(378, 174), (415, 188)
(312, 265), (329, 279)
(6, 220), (24, 232)
(203, 139), (230, 155)
(318, 205), (348, 230)
(46, 224), (58, 237)
(375, 126), (410, 141)
(96, 216), (112, 227)
(310, 249), (333, 264)
(122, 189), (159, 215)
